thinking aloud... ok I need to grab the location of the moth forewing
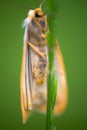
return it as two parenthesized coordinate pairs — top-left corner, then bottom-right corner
(33, 41), (68, 115)
(20, 44), (32, 123)
(54, 41), (68, 115)
(20, 22), (33, 123)
(20, 8), (48, 123)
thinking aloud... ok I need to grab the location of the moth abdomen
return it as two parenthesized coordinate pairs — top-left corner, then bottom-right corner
(33, 53), (48, 86)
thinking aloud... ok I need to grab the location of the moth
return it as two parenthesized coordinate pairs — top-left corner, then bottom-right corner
(20, 7), (68, 123)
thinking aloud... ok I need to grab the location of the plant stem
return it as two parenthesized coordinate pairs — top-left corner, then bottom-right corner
(46, 74), (52, 130)
(46, 0), (58, 130)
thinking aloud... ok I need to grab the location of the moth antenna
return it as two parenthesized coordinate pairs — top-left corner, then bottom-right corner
(40, 0), (46, 8)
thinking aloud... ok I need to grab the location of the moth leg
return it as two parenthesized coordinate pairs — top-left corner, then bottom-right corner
(27, 41), (45, 58)
(32, 18), (46, 31)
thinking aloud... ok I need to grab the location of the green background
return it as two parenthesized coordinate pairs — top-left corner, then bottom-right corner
(0, 0), (87, 130)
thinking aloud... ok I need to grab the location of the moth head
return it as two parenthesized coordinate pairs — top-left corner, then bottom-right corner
(35, 8), (44, 17)
(28, 8), (45, 18)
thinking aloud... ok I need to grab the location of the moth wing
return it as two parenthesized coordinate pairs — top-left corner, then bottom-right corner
(20, 41), (33, 123)
(34, 40), (68, 115)
(54, 40), (68, 115)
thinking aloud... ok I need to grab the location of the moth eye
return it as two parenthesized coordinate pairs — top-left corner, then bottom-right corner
(39, 21), (45, 28)
(35, 13), (41, 17)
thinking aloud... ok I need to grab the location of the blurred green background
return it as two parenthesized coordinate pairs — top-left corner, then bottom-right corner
(0, 0), (87, 130)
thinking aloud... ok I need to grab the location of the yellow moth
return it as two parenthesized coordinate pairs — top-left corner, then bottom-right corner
(20, 7), (68, 123)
